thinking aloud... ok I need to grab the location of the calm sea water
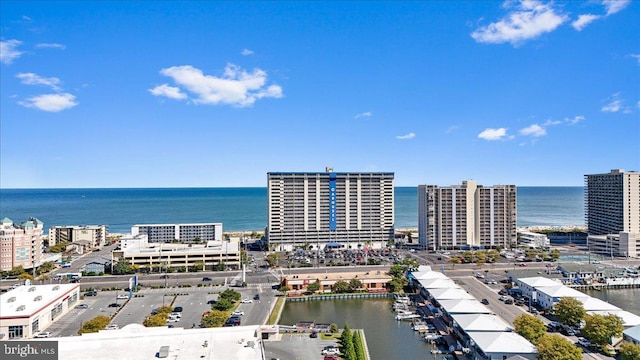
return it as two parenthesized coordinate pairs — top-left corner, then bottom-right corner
(0, 186), (584, 234)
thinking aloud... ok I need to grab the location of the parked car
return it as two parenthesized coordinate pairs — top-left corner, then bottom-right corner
(576, 337), (592, 348)
(321, 346), (340, 355)
(117, 294), (128, 299)
(166, 318), (180, 323)
(84, 291), (97, 296)
(310, 331), (318, 338)
(202, 277), (212, 281)
(232, 310), (244, 316)
(241, 298), (253, 303)
(34, 331), (52, 338)
(207, 299), (216, 304)
(173, 306), (183, 312)
(481, 298), (489, 305)
(75, 303), (89, 309)
(498, 289), (508, 295)
(108, 303), (121, 308)
(504, 299), (514, 305)
(498, 295), (508, 302)
(105, 324), (119, 330)
(253, 294), (260, 300)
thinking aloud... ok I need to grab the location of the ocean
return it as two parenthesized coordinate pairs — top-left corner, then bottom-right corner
(0, 186), (584, 234)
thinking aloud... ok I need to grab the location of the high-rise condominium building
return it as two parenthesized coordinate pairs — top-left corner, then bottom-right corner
(0, 217), (44, 271)
(585, 169), (640, 258)
(48, 225), (107, 248)
(418, 180), (517, 250)
(267, 169), (394, 251)
(131, 223), (223, 243)
(585, 169), (640, 236)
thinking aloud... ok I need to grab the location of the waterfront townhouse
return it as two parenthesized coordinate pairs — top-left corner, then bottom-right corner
(585, 169), (640, 258)
(131, 222), (223, 243)
(280, 270), (391, 294)
(0, 217), (44, 271)
(418, 181), (517, 250)
(267, 169), (394, 251)
(49, 225), (107, 249)
(0, 283), (80, 339)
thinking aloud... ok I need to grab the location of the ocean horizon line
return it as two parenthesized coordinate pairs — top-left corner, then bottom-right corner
(0, 185), (585, 190)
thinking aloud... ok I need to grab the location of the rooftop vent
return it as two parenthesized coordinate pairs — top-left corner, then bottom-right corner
(28, 287), (36, 292)
(34, 296), (42, 301)
(52, 286), (60, 291)
(8, 297), (16, 303)
(16, 305), (26, 311)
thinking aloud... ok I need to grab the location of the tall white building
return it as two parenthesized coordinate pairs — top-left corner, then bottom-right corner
(418, 181), (517, 250)
(131, 223), (223, 243)
(267, 169), (394, 251)
(48, 225), (107, 248)
(0, 217), (44, 271)
(585, 169), (640, 258)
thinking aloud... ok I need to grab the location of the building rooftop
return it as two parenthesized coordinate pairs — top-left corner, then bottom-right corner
(578, 297), (621, 312)
(132, 222), (222, 227)
(437, 299), (493, 314)
(451, 314), (513, 332)
(517, 277), (563, 288)
(282, 270), (391, 282)
(122, 241), (239, 256)
(55, 324), (263, 360)
(466, 331), (537, 355)
(533, 285), (590, 299)
(427, 287), (475, 300)
(588, 310), (640, 327)
(416, 278), (459, 289)
(0, 283), (79, 318)
(623, 324), (640, 342)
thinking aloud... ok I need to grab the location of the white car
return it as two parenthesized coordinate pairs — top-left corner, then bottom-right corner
(117, 294), (128, 299)
(241, 299), (253, 304)
(105, 325), (119, 330)
(34, 331), (52, 338)
(170, 312), (182, 318)
(232, 310), (244, 316)
(321, 347), (340, 355)
(576, 337), (592, 348)
(166, 318), (180, 323)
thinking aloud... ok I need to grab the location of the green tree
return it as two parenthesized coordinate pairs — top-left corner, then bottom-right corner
(18, 272), (34, 281)
(143, 313), (168, 327)
(332, 280), (350, 293)
(550, 249), (561, 260)
(8, 266), (25, 276)
(536, 334), (582, 360)
(387, 278), (406, 293)
(307, 281), (321, 293)
(513, 314), (546, 344)
(341, 323), (355, 360)
(349, 278), (362, 291)
(38, 261), (55, 273)
(388, 265), (406, 278)
(78, 315), (111, 334)
(112, 259), (134, 275)
(353, 330), (365, 360)
(212, 298), (233, 311)
(619, 342), (640, 360)
(330, 323), (338, 333)
(201, 310), (228, 328)
(581, 313), (624, 347)
(278, 285), (291, 293)
(216, 262), (226, 271)
(219, 289), (241, 302)
(554, 297), (586, 328)
(448, 257), (461, 268)
(265, 252), (281, 267)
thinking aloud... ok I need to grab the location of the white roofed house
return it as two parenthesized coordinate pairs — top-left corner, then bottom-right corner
(466, 331), (537, 360)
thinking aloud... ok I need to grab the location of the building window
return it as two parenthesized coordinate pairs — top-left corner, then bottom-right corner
(32, 318), (39, 333)
(9, 325), (23, 339)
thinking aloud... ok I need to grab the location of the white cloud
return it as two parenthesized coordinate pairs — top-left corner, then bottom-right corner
(519, 123), (547, 137)
(446, 125), (460, 133)
(35, 43), (66, 50)
(1, 39), (24, 64)
(602, 0), (630, 16)
(637, 100), (640, 110)
(396, 132), (415, 140)
(354, 111), (372, 119)
(630, 54), (640, 64)
(565, 115), (585, 125)
(153, 64), (283, 107)
(602, 93), (623, 112)
(478, 128), (508, 141)
(572, 14), (600, 31)
(241, 48), (254, 56)
(19, 93), (78, 112)
(470, 1), (568, 46)
(543, 119), (562, 126)
(148, 84), (187, 100)
(16, 72), (62, 91)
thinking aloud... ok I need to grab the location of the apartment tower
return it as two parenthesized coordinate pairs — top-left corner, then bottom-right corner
(585, 169), (640, 257)
(0, 217), (44, 271)
(418, 181), (517, 250)
(267, 169), (394, 251)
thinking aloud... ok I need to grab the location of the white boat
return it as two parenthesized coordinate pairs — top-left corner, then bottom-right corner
(423, 333), (443, 341)
(411, 320), (429, 331)
(395, 313), (420, 320)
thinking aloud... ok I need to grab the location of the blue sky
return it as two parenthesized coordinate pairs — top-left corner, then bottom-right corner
(1, 1), (638, 188)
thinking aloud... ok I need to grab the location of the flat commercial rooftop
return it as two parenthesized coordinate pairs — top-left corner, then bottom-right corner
(0, 283), (79, 318)
(56, 324), (264, 360)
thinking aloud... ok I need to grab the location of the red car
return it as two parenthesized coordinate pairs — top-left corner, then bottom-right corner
(324, 355), (339, 360)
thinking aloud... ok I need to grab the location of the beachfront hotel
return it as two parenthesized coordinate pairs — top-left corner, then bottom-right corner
(131, 222), (223, 243)
(266, 169), (394, 251)
(0, 217), (45, 272)
(585, 169), (640, 257)
(48, 225), (107, 249)
(417, 181), (517, 250)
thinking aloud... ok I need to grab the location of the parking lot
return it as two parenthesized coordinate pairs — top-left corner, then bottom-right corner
(264, 334), (339, 360)
(45, 290), (126, 336)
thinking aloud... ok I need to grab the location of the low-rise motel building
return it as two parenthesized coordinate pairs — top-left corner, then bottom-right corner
(280, 270), (392, 294)
(0, 282), (80, 339)
(112, 233), (241, 271)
